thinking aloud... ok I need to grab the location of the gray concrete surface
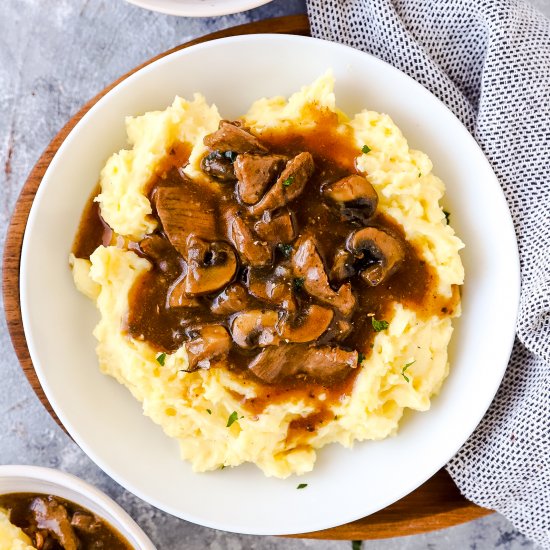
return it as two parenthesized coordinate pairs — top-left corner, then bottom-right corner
(0, 0), (548, 548)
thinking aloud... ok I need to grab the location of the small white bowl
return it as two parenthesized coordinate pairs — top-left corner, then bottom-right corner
(0, 465), (156, 550)
(124, 0), (273, 17)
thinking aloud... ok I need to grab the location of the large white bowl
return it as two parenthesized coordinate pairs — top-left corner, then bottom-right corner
(124, 0), (272, 17)
(0, 465), (155, 549)
(20, 34), (520, 535)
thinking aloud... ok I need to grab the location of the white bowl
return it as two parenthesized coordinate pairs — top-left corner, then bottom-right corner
(124, 0), (273, 17)
(19, 34), (520, 535)
(0, 465), (155, 549)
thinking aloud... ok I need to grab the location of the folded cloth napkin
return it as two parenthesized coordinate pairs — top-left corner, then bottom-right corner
(306, 0), (550, 546)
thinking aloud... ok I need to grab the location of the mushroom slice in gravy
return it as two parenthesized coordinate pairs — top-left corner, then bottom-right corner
(211, 283), (250, 315)
(292, 236), (356, 316)
(323, 174), (378, 222)
(234, 153), (287, 205)
(346, 227), (405, 286)
(203, 120), (267, 154)
(249, 344), (358, 384)
(279, 305), (334, 343)
(231, 309), (281, 349)
(185, 325), (231, 371)
(249, 152), (315, 216)
(185, 236), (237, 295)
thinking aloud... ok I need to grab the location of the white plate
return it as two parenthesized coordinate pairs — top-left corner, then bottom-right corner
(0, 465), (155, 549)
(20, 35), (520, 535)
(124, 0), (272, 17)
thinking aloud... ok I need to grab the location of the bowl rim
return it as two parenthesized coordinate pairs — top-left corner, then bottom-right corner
(19, 33), (521, 535)
(0, 465), (156, 549)
(124, 0), (273, 17)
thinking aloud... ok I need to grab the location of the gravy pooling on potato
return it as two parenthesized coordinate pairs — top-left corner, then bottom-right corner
(0, 493), (132, 550)
(73, 110), (458, 422)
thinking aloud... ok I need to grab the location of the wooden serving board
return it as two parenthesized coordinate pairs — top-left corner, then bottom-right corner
(2, 15), (491, 540)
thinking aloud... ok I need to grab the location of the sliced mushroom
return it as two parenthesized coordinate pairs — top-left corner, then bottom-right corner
(246, 268), (296, 311)
(185, 235), (237, 295)
(254, 209), (295, 244)
(167, 276), (201, 308)
(249, 152), (315, 216)
(224, 206), (272, 266)
(279, 305), (334, 343)
(155, 182), (217, 256)
(249, 344), (358, 384)
(323, 174), (378, 223)
(201, 151), (237, 181)
(330, 249), (356, 282)
(346, 227), (405, 286)
(292, 236), (356, 316)
(203, 120), (267, 154)
(230, 309), (281, 348)
(211, 283), (250, 315)
(234, 153), (287, 204)
(185, 325), (231, 371)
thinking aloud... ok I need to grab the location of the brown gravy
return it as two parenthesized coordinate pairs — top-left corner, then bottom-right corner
(0, 493), (133, 550)
(72, 111), (458, 422)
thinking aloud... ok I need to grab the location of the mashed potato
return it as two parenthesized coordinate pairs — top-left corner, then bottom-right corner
(73, 73), (464, 478)
(0, 508), (35, 550)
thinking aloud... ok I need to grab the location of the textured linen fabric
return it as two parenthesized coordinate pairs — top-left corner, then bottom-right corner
(306, 0), (550, 546)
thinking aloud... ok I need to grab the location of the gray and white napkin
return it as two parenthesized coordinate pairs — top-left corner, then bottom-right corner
(306, 0), (550, 546)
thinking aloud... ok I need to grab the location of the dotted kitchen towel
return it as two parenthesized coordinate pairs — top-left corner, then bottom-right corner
(307, 0), (550, 546)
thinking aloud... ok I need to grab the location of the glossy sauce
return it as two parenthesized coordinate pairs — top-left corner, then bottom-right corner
(72, 111), (459, 428)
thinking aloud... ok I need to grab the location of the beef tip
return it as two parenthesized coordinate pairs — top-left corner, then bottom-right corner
(224, 206), (271, 267)
(155, 182), (217, 257)
(185, 235), (237, 295)
(249, 152), (315, 216)
(329, 249), (355, 282)
(231, 309), (281, 348)
(70, 512), (102, 534)
(347, 227), (405, 286)
(211, 283), (250, 315)
(254, 209), (295, 244)
(167, 277), (201, 308)
(201, 151), (237, 181)
(139, 235), (173, 262)
(30, 497), (79, 550)
(323, 174), (378, 223)
(203, 120), (267, 154)
(185, 325), (231, 371)
(292, 236), (356, 316)
(249, 344), (358, 384)
(246, 267), (296, 311)
(234, 153), (286, 204)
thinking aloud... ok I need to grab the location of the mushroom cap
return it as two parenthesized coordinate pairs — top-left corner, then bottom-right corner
(323, 174), (378, 222)
(230, 309), (281, 349)
(279, 305), (334, 343)
(184, 235), (238, 295)
(346, 227), (405, 286)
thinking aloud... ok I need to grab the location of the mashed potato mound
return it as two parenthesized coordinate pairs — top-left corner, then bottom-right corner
(73, 73), (464, 478)
(0, 508), (35, 550)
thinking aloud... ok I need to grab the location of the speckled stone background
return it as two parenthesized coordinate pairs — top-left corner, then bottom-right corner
(1, 1), (548, 548)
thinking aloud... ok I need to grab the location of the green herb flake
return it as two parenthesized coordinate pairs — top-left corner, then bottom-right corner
(226, 411), (239, 428)
(277, 243), (293, 258)
(418, 172), (422, 178)
(352, 542), (363, 550)
(283, 176), (295, 187)
(401, 360), (416, 383)
(371, 318), (389, 332)
(297, 483), (308, 489)
(358, 352), (366, 365)
(443, 210), (451, 224)
(156, 353), (167, 366)
(293, 277), (305, 291)
(361, 145), (371, 154)
(206, 409), (212, 415)
(219, 465), (225, 470)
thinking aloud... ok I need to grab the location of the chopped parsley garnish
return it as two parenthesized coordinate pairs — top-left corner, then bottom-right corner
(283, 176), (295, 187)
(401, 360), (415, 383)
(226, 411), (239, 427)
(206, 409), (212, 415)
(418, 172), (422, 177)
(156, 353), (166, 366)
(371, 318), (389, 332)
(277, 243), (293, 258)
(358, 352), (366, 364)
(224, 151), (238, 162)
(297, 483), (308, 489)
(352, 542), (363, 550)
(361, 145), (371, 154)
(293, 277), (305, 291)
(443, 210), (451, 224)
